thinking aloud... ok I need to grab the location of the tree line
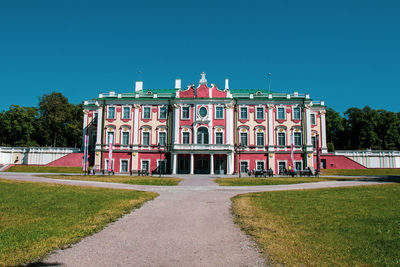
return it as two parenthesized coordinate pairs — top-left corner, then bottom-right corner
(0, 92), (82, 148)
(326, 106), (400, 151)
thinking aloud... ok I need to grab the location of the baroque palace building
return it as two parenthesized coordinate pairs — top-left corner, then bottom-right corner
(82, 73), (327, 175)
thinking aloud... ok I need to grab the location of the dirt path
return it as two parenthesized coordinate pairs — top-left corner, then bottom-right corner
(0, 173), (387, 266)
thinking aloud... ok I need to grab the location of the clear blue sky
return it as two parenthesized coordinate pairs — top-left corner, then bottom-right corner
(1, 0), (399, 114)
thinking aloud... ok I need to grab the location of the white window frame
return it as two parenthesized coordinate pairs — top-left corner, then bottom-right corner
(107, 106), (116, 119)
(255, 160), (266, 170)
(239, 131), (248, 146)
(157, 159), (167, 174)
(104, 158), (115, 171)
(142, 130), (150, 146)
(181, 105), (190, 120)
(294, 160), (303, 171)
(141, 159), (150, 171)
(142, 106), (151, 120)
(239, 106), (248, 120)
(158, 130), (167, 146)
(106, 130), (115, 144)
(120, 159), (130, 173)
(312, 135), (317, 149)
(256, 106), (265, 120)
(277, 106), (286, 120)
(122, 106), (131, 119)
(121, 129), (130, 146)
(256, 130), (265, 147)
(277, 129), (286, 147)
(292, 105), (301, 120)
(197, 127), (209, 144)
(277, 161), (287, 172)
(158, 105), (168, 120)
(240, 160), (250, 173)
(182, 130), (191, 144)
(215, 105), (224, 119)
(214, 129), (224, 144)
(311, 113), (316, 125)
(293, 132), (302, 147)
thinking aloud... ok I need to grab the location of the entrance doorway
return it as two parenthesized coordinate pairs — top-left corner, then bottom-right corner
(195, 155), (210, 174)
(214, 155), (227, 174)
(178, 155), (190, 174)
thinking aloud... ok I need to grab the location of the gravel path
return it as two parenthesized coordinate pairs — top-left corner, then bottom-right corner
(0, 173), (388, 267)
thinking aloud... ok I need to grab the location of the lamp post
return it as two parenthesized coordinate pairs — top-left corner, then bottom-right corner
(157, 143), (162, 178)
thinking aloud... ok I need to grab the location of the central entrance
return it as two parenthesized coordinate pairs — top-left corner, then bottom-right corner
(195, 155), (210, 174)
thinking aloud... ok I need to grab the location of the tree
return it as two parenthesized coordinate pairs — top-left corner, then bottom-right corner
(325, 107), (345, 151)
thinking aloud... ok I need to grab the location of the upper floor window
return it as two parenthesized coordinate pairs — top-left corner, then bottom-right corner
(240, 107), (248, 120)
(215, 132), (223, 144)
(256, 107), (264, 120)
(215, 106), (224, 119)
(158, 132), (166, 146)
(122, 106), (131, 119)
(107, 107), (115, 119)
(122, 131), (129, 145)
(277, 107), (285, 120)
(107, 131), (115, 144)
(312, 136), (317, 149)
(182, 106), (190, 119)
(197, 127), (209, 144)
(159, 106), (167, 120)
(93, 112), (98, 124)
(278, 132), (286, 146)
(142, 131), (150, 146)
(294, 132), (302, 146)
(143, 106), (151, 119)
(293, 106), (301, 120)
(182, 132), (190, 144)
(311, 113), (316, 125)
(240, 132), (248, 146)
(256, 132), (265, 146)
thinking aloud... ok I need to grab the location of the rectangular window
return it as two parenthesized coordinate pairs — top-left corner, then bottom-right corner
(215, 106), (224, 119)
(107, 131), (115, 144)
(216, 132), (223, 144)
(240, 132), (248, 146)
(143, 106), (151, 119)
(182, 106), (190, 119)
(311, 114), (316, 125)
(93, 112), (98, 124)
(122, 131), (129, 145)
(158, 132), (166, 146)
(107, 107), (115, 119)
(182, 132), (190, 144)
(277, 107), (285, 120)
(312, 136), (317, 149)
(294, 132), (302, 146)
(256, 161), (265, 170)
(278, 161), (286, 172)
(256, 132), (264, 146)
(240, 107), (248, 120)
(122, 107), (130, 119)
(240, 161), (248, 173)
(142, 132), (150, 146)
(120, 160), (129, 172)
(141, 160), (149, 171)
(158, 160), (166, 174)
(278, 132), (286, 146)
(295, 161), (302, 171)
(105, 159), (114, 171)
(293, 106), (301, 120)
(256, 107), (264, 120)
(159, 106), (167, 119)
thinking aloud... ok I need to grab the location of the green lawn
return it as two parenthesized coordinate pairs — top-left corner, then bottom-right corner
(5, 165), (83, 173)
(0, 179), (158, 266)
(321, 168), (400, 176)
(232, 184), (400, 266)
(39, 175), (183, 186)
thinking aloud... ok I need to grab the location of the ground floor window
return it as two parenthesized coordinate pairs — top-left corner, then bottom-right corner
(278, 161), (287, 172)
(157, 160), (167, 174)
(120, 159), (129, 172)
(105, 159), (114, 171)
(141, 160), (150, 171)
(256, 161), (265, 170)
(295, 161), (302, 171)
(240, 161), (248, 173)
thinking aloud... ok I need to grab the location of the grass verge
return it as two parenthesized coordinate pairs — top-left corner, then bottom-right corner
(321, 168), (400, 176)
(39, 175), (183, 186)
(232, 184), (400, 266)
(0, 178), (158, 266)
(4, 165), (83, 173)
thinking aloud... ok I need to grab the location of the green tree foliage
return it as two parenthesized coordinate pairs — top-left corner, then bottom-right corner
(326, 108), (345, 151)
(0, 92), (82, 148)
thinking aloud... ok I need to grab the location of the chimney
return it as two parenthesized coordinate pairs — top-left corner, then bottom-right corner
(225, 78), (229, 90)
(175, 78), (181, 89)
(135, 80), (143, 92)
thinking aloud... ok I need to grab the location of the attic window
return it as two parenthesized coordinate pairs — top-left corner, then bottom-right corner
(256, 91), (262, 96)
(146, 91), (152, 95)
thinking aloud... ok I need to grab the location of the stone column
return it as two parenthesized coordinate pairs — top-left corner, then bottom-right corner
(173, 104), (180, 144)
(190, 154), (194, 174)
(133, 104), (140, 147)
(320, 110), (327, 153)
(267, 104), (274, 151)
(172, 153), (177, 174)
(210, 154), (214, 175)
(96, 106), (103, 148)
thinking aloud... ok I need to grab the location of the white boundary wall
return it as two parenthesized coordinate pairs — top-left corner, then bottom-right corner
(334, 150), (400, 168)
(0, 147), (80, 165)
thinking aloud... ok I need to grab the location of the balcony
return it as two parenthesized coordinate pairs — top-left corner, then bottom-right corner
(173, 144), (234, 152)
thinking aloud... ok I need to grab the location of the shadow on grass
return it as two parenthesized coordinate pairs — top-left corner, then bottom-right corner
(26, 262), (62, 266)
(356, 176), (400, 183)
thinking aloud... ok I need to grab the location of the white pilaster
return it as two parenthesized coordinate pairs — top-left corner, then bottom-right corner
(268, 105), (274, 150)
(226, 105), (233, 145)
(320, 111), (327, 153)
(210, 154), (214, 175)
(305, 106), (312, 148)
(82, 111), (88, 144)
(227, 153), (234, 174)
(133, 105), (139, 146)
(172, 153), (177, 174)
(173, 105), (180, 144)
(96, 107), (103, 147)
(190, 154), (194, 174)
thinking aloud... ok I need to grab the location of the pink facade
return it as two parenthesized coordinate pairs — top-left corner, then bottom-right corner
(83, 73), (327, 174)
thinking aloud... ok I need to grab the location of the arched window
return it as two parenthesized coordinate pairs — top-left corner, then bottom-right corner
(197, 127), (209, 144)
